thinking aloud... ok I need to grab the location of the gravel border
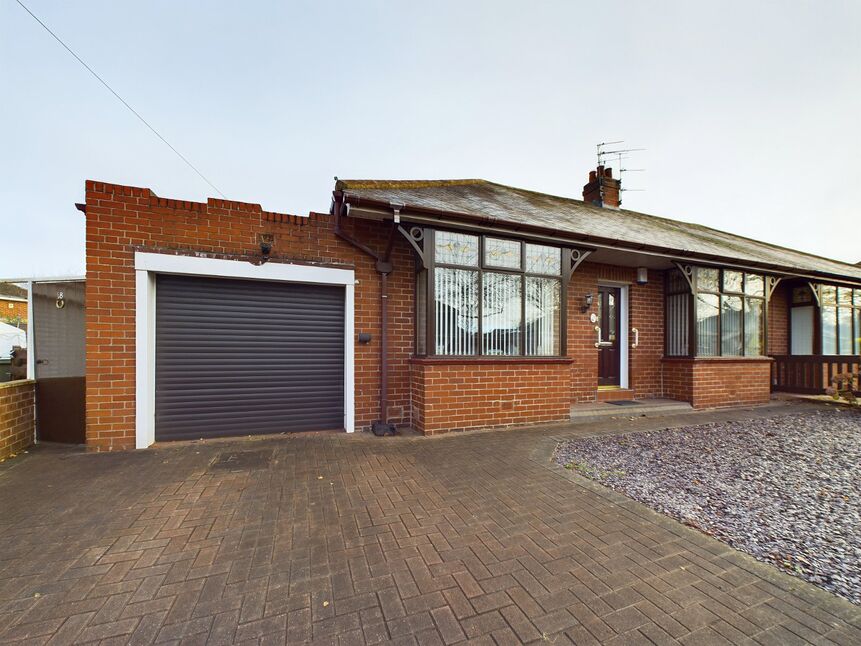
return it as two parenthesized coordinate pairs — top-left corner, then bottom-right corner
(553, 408), (861, 604)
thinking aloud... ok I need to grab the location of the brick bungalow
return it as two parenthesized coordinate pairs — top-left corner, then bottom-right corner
(82, 169), (861, 450)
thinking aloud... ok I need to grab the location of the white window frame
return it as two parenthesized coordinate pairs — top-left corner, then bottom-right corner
(597, 281), (630, 390)
(134, 252), (355, 449)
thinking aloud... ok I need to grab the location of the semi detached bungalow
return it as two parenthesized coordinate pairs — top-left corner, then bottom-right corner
(82, 169), (861, 450)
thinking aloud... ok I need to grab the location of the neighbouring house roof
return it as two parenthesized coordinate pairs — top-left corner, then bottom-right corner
(0, 283), (27, 301)
(336, 179), (861, 283)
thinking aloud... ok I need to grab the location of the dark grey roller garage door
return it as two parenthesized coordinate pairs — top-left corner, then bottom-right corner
(155, 274), (345, 441)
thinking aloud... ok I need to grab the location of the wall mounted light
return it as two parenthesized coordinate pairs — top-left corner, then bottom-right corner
(636, 267), (648, 285)
(581, 292), (594, 313)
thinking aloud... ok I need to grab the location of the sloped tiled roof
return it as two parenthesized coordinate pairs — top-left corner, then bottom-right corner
(0, 283), (27, 300)
(337, 179), (861, 282)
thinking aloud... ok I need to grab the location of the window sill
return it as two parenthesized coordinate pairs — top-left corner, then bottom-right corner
(411, 356), (574, 365)
(662, 356), (774, 363)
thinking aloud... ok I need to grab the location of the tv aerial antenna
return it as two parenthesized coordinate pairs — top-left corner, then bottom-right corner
(596, 141), (646, 206)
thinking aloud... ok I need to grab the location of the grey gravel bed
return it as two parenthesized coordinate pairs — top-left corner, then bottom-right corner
(554, 408), (861, 604)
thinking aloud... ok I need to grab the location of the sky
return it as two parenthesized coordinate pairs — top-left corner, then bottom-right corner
(1, 1), (859, 278)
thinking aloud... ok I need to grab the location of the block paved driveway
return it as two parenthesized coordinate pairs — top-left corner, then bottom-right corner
(1, 404), (860, 645)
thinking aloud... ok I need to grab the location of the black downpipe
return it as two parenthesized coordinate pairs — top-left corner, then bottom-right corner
(334, 195), (397, 436)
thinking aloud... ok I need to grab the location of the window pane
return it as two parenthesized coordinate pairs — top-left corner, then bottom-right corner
(838, 287), (853, 306)
(696, 294), (720, 356)
(744, 298), (764, 356)
(696, 268), (719, 292)
(745, 274), (764, 297)
(482, 273), (522, 355)
(666, 293), (690, 356)
(434, 268), (478, 354)
(838, 307), (852, 355)
(855, 309), (861, 354)
(723, 270), (743, 293)
(721, 295), (743, 356)
(667, 269), (690, 294)
(524, 244), (561, 275)
(435, 231), (478, 266)
(484, 238), (521, 269)
(822, 307), (838, 354)
(525, 277), (560, 356)
(821, 285), (837, 305)
(416, 271), (427, 355)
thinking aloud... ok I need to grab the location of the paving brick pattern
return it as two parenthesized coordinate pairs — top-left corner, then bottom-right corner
(1, 404), (859, 644)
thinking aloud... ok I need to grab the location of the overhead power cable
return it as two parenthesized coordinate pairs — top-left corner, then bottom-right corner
(14, 0), (226, 197)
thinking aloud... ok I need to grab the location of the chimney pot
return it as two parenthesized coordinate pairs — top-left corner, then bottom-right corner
(582, 164), (621, 209)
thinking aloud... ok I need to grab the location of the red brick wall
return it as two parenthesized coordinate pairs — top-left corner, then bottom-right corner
(410, 359), (572, 434)
(768, 283), (789, 355)
(85, 181), (415, 450)
(567, 263), (665, 402)
(85, 180), (783, 446)
(630, 269), (665, 398)
(0, 380), (35, 459)
(0, 299), (27, 323)
(662, 358), (772, 408)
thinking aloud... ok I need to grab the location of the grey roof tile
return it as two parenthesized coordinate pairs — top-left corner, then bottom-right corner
(338, 179), (861, 282)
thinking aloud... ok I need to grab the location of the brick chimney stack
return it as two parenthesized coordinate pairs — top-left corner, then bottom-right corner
(582, 165), (620, 209)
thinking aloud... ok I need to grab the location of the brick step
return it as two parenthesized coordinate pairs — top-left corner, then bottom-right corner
(597, 388), (636, 402)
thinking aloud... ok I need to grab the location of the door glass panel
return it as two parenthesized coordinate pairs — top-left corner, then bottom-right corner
(607, 292), (617, 341)
(791, 306), (814, 355)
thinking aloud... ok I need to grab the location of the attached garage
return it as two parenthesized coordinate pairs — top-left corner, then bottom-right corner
(134, 253), (356, 448)
(154, 274), (345, 441)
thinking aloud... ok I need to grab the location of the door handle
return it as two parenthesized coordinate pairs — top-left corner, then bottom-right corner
(631, 328), (639, 349)
(594, 326), (612, 348)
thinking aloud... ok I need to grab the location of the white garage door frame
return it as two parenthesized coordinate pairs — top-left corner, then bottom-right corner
(135, 252), (355, 449)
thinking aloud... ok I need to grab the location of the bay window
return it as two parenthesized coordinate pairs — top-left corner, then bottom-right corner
(819, 286), (861, 355)
(426, 230), (563, 357)
(667, 266), (767, 357)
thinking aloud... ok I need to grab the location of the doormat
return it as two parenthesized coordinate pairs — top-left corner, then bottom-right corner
(607, 400), (640, 406)
(209, 449), (273, 471)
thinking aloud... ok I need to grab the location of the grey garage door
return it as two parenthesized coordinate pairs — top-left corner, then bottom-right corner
(155, 274), (345, 441)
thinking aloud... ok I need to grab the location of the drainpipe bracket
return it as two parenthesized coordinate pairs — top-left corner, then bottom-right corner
(376, 260), (393, 274)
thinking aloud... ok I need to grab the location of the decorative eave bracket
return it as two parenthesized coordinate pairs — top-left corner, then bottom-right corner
(568, 248), (593, 280)
(765, 276), (783, 302)
(672, 261), (696, 293)
(398, 225), (430, 269)
(806, 281), (822, 307)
